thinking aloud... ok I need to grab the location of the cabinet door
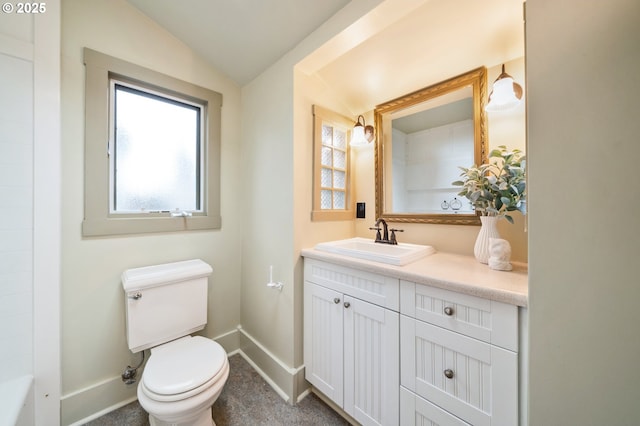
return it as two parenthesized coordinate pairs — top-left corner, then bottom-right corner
(344, 295), (399, 426)
(304, 281), (344, 406)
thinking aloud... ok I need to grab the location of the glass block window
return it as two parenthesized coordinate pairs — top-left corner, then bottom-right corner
(320, 123), (348, 209)
(312, 105), (354, 221)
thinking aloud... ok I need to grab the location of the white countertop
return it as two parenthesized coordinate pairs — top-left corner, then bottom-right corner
(301, 248), (528, 307)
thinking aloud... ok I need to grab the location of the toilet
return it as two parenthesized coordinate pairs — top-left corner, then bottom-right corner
(122, 259), (229, 426)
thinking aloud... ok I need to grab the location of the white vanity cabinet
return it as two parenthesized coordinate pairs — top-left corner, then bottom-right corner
(399, 280), (519, 426)
(303, 259), (399, 426)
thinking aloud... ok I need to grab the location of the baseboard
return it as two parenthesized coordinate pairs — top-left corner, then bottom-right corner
(62, 377), (138, 426)
(296, 387), (312, 404)
(237, 326), (308, 404)
(61, 327), (310, 424)
(61, 328), (242, 426)
(310, 387), (358, 425)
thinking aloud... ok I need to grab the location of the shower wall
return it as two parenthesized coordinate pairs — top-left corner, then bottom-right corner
(0, 11), (35, 385)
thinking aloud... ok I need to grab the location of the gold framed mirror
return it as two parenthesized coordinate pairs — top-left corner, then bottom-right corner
(374, 67), (488, 225)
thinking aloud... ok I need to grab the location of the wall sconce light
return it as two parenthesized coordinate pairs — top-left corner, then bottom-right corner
(485, 64), (523, 112)
(351, 115), (375, 146)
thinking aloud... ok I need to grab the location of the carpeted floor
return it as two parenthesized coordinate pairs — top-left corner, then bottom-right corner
(84, 353), (349, 425)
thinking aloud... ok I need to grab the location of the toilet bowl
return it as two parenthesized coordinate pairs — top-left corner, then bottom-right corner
(122, 259), (228, 426)
(137, 336), (229, 426)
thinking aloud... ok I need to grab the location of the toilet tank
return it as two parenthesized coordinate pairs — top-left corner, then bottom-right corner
(122, 259), (213, 353)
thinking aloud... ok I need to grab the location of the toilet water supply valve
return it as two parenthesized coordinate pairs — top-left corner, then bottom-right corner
(121, 350), (145, 385)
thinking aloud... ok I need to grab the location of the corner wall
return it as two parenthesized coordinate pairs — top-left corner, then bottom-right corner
(240, 0), (385, 403)
(526, 0), (640, 423)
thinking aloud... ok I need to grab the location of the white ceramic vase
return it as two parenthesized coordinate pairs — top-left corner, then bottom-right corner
(474, 215), (501, 264)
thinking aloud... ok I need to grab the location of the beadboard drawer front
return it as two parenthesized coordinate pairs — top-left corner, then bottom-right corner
(400, 280), (517, 351)
(304, 259), (399, 311)
(400, 386), (471, 426)
(401, 316), (518, 426)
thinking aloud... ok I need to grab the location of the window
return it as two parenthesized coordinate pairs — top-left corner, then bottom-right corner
(82, 48), (222, 236)
(312, 105), (354, 221)
(112, 81), (202, 213)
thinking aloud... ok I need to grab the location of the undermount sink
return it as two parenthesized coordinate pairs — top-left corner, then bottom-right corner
(314, 237), (435, 266)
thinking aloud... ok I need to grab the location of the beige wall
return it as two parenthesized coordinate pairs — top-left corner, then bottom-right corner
(353, 58), (528, 262)
(527, 0), (640, 423)
(239, 0), (385, 401)
(289, 61), (526, 269)
(60, 0), (242, 423)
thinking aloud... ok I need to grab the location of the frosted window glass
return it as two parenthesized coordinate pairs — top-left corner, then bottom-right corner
(333, 170), (345, 189)
(333, 191), (345, 209)
(333, 150), (346, 169)
(321, 190), (332, 209)
(334, 129), (346, 149)
(114, 85), (200, 212)
(321, 146), (332, 167)
(321, 168), (332, 187)
(322, 124), (333, 145)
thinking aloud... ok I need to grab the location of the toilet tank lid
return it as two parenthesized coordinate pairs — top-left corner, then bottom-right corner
(122, 259), (213, 291)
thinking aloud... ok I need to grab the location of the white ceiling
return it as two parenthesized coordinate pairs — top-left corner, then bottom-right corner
(126, 0), (350, 86)
(126, 0), (524, 112)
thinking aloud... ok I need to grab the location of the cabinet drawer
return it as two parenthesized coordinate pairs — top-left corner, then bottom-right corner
(400, 386), (470, 426)
(400, 280), (517, 351)
(304, 259), (399, 311)
(401, 316), (518, 426)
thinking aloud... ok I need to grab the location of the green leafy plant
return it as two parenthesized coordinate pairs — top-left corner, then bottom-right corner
(452, 145), (526, 224)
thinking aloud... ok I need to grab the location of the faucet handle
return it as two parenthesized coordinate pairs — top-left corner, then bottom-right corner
(369, 226), (382, 241)
(389, 228), (404, 245)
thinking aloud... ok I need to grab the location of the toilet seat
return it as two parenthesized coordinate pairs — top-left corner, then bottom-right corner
(141, 336), (227, 402)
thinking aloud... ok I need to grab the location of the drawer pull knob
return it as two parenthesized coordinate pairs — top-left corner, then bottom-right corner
(334, 298), (340, 304)
(344, 301), (351, 308)
(444, 369), (454, 379)
(444, 306), (454, 316)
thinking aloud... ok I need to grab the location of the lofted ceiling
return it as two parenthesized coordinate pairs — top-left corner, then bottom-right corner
(126, 0), (524, 112)
(126, 0), (350, 86)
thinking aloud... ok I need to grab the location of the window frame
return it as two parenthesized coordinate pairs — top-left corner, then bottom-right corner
(82, 48), (222, 236)
(311, 105), (354, 221)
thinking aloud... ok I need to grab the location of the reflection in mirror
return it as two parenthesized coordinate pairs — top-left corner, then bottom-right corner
(390, 86), (474, 213)
(375, 67), (487, 225)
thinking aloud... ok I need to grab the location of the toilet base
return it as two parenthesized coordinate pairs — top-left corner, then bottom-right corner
(149, 407), (214, 426)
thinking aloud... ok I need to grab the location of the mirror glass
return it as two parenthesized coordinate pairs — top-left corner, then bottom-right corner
(374, 67), (487, 225)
